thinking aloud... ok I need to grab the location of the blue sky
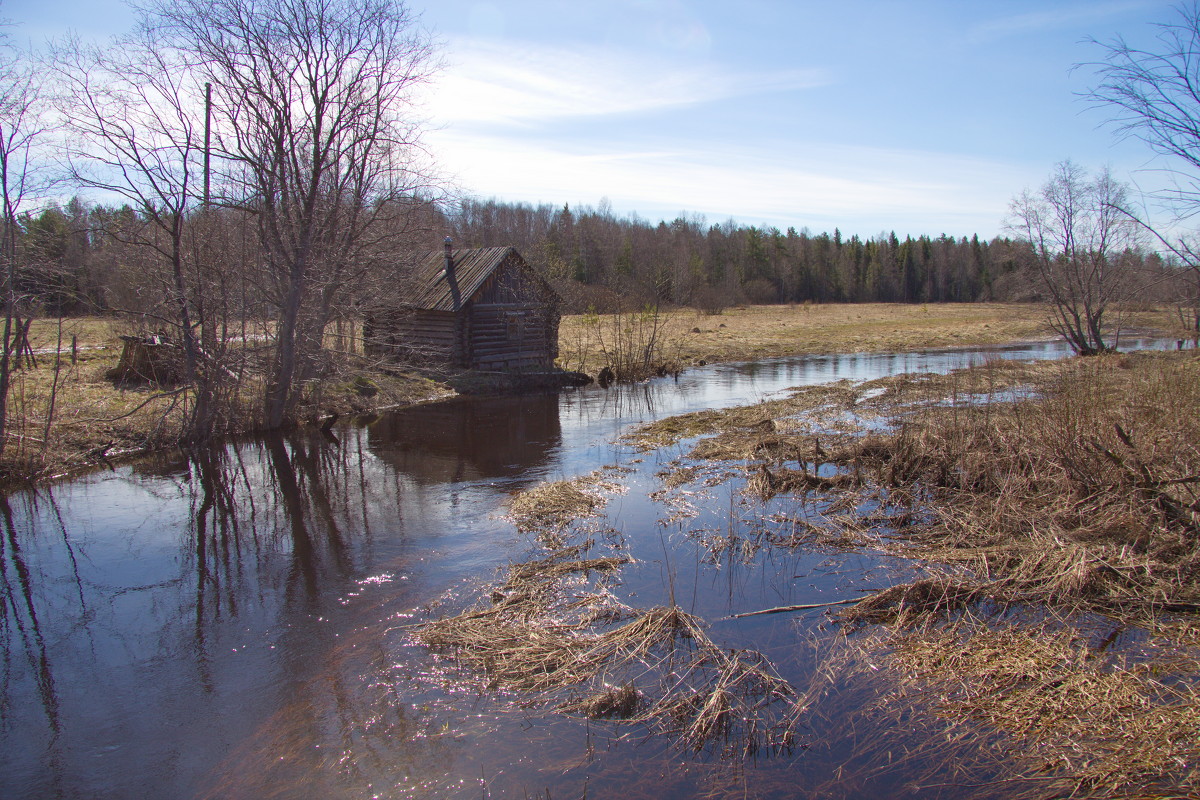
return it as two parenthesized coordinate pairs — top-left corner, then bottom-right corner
(1, 0), (1184, 238)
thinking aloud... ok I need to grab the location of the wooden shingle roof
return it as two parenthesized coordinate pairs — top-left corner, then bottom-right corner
(407, 246), (516, 312)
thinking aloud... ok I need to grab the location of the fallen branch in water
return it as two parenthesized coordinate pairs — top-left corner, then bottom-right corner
(728, 597), (862, 619)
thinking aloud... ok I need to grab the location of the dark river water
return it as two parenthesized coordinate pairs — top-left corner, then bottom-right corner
(0, 338), (1171, 799)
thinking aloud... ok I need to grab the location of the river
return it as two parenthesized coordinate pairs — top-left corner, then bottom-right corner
(0, 338), (1171, 799)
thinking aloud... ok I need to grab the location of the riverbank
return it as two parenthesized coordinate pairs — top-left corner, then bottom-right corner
(621, 348), (1200, 797)
(0, 317), (455, 484)
(0, 303), (1175, 484)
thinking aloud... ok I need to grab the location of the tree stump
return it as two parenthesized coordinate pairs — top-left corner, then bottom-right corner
(107, 334), (182, 386)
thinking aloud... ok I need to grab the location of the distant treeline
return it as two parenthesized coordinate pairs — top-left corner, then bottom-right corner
(443, 198), (1037, 312)
(12, 195), (1174, 317)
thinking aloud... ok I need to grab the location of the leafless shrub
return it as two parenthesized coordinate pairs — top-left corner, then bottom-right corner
(691, 284), (729, 316)
(573, 305), (684, 383)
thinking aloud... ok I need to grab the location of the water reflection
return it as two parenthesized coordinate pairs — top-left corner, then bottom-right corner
(0, 425), (542, 800)
(0, 338), (1177, 799)
(366, 392), (562, 485)
(0, 492), (63, 740)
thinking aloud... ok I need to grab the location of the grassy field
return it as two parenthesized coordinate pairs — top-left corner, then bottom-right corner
(557, 302), (1173, 377)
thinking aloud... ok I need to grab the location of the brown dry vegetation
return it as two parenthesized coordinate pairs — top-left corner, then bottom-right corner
(796, 612), (1200, 800)
(409, 327), (1198, 790)
(0, 303), (1175, 485)
(0, 316), (451, 482)
(783, 352), (1200, 626)
(416, 469), (805, 757)
(631, 349), (1200, 797)
(862, 619), (1200, 795)
(559, 302), (1173, 377)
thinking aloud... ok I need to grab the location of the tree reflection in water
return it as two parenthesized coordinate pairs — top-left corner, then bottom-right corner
(0, 393), (567, 800)
(6, 346), (1143, 800)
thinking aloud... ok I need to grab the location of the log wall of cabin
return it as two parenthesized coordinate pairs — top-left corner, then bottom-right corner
(365, 309), (467, 366)
(365, 252), (560, 371)
(468, 259), (559, 370)
(468, 303), (555, 370)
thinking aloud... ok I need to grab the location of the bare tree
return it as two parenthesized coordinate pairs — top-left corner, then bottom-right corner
(0, 25), (52, 459)
(1149, 245), (1200, 345)
(1085, 5), (1200, 344)
(1007, 161), (1142, 355)
(51, 27), (233, 438)
(143, 0), (440, 428)
(1086, 5), (1200, 216)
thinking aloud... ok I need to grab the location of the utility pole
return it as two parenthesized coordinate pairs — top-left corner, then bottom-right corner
(203, 82), (211, 208)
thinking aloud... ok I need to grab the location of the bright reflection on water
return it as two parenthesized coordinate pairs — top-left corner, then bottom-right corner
(0, 339), (1172, 799)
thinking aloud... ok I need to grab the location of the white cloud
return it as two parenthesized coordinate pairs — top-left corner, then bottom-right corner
(422, 37), (830, 127)
(428, 128), (1037, 236)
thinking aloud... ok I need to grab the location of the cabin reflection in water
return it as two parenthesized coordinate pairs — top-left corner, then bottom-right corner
(367, 392), (562, 485)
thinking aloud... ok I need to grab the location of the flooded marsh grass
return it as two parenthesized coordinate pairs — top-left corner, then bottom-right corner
(7, 338), (1190, 800)
(859, 617), (1200, 797)
(862, 351), (1200, 619)
(416, 468), (808, 759)
(620, 349), (1200, 797)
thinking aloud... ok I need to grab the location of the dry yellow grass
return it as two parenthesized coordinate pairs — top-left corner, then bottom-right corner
(559, 302), (1176, 376)
(635, 350), (1200, 620)
(0, 303), (1175, 483)
(23, 316), (122, 351)
(631, 347), (1200, 796)
(559, 303), (1038, 375)
(0, 316), (450, 482)
(804, 616), (1200, 800)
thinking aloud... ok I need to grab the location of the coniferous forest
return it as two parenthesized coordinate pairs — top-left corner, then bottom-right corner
(446, 198), (1012, 311)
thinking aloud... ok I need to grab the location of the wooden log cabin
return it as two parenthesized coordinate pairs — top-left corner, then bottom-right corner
(366, 239), (561, 371)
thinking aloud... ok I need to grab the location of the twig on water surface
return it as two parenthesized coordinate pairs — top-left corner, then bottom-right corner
(727, 597), (863, 619)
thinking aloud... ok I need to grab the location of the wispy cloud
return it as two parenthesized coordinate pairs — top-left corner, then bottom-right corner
(428, 128), (1037, 236)
(969, 1), (1158, 42)
(422, 37), (830, 127)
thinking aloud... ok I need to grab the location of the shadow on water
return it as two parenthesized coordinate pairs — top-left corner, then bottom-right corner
(0, 338), (1178, 799)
